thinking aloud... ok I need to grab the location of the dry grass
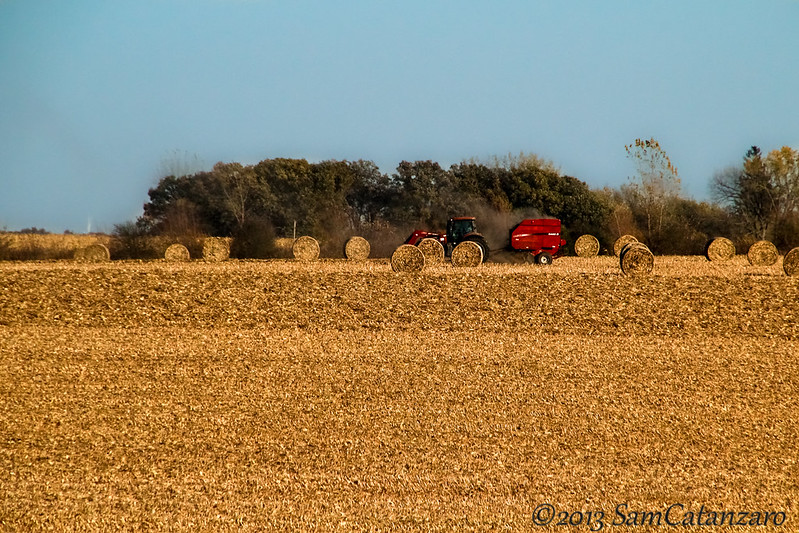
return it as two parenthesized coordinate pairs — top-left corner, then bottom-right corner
(573, 234), (600, 257)
(202, 237), (231, 262)
(164, 243), (191, 262)
(74, 243), (111, 263)
(705, 237), (735, 262)
(417, 238), (444, 266)
(1, 258), (797, 531)
(344, 237), (370, 261)
(450, 241), (483, 268)
(390, 245), (425, 272)
(784, 247), (799, 277)
(613, 235), (638, 257)
(619, 243), (654, 277)
(293, 236), (320, 262)
(748, 240), (780, 266)
(0, 233), (112, 260)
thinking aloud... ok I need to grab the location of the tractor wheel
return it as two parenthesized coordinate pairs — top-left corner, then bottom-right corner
(465, 236), (490, 261)
(536, 252), (553, 265)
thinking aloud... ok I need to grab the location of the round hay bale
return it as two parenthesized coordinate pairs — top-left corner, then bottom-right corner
(451, 240), (483, 268)
(417, 238), (445, 265)
(344, 236), (370, 261)
(202, 237), (230, 262)
(783, 247), (799, 276)
(292, 236), (320, 261)
(613, 235), (638, 257)
(619, 241), (648, 259)
(620, 242), (654, 277)
(74, 243), (110, 262)
(704, 237), (735, 262)
(391, 244), (425, 272)
(747, 240), (779, 266)
(164, 243), (190, 262)
(574, 234), (600, 257)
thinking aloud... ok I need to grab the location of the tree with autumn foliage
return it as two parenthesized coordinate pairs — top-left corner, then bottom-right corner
(622, 138), (682, 251)
(712, 145), (799, 249)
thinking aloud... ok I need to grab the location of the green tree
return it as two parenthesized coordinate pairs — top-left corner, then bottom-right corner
(139, 174), (208, 234)
(712, 147), (775, 240)
(390, 160), (464, 227)
(346, 160), (393, 226)
(212, 162), (262, 229)
(253, 158), (313, 236)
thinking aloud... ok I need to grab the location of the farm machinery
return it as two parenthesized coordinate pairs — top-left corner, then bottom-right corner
(404, 216), (567, 264)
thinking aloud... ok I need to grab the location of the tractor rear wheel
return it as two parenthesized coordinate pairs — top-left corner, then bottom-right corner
(464, 236), (490, 261)
(536, 252), (553, 265)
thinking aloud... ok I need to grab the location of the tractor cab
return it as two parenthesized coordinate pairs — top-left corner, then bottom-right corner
(446, 217), (476, 244)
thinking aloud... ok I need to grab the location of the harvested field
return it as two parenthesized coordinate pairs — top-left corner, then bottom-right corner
(1, 257), (797, 531)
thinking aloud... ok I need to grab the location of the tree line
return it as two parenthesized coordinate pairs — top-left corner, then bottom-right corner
(115, 142), (798, 258)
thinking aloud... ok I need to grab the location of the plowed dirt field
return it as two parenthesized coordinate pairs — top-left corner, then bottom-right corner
(1, 257), (797, 531)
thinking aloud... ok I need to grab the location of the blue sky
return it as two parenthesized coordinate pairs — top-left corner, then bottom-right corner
(1, 0), (798, 233)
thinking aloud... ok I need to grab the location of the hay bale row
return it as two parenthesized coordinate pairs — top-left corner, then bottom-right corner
(344, 236), (370, 261)
(417, 238), (445, 265)
(451, 241), (483, 267)
(705, 237), (735, 262)
(202, 237), (230, 262)
(619, 242), (654, 277)
(391, 244), (425, 272)
(574, 234), (600, 257)
(165, 243), (191, 262)
(613, 235), (638, 257)
(747, 240), (779, 266)
(292, 236), (320, 261)
(74, 243), (110, 262)
(784, 247), (799, 276)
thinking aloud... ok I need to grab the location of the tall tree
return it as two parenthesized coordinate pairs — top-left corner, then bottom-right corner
(713, 147), (773, 240)
(713, 145), (799, 244)
(346, 160), (393, 226)
(390, 160), (463, 227)
(765, 146), (799, 244)
(623, 138), (681, 249)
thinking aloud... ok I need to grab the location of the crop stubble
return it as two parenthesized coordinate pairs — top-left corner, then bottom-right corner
(0, 257), (797, 531)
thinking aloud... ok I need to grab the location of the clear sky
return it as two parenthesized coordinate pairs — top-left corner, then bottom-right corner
(1, 0), (797, 233)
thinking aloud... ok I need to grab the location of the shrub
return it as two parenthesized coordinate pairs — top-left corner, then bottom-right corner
(230, 217), (277, 259)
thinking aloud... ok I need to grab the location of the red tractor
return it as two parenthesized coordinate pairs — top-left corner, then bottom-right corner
(404, 216), (566, 264)
(405, 217), (490, 260)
